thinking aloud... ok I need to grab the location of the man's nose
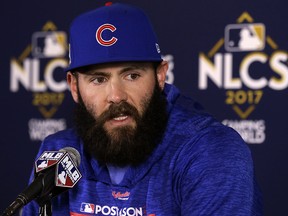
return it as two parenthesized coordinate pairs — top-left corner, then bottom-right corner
(106, 80), (128, 104)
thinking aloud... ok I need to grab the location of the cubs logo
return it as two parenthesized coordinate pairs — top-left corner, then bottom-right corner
(96, 23), (118, 46)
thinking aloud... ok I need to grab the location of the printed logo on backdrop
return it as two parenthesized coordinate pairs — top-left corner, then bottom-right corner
(162, 54), (175, 84)
(10, 22), (69, 141)
(198, 12), (288, 144)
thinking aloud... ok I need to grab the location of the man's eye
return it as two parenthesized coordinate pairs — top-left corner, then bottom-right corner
(126, 73), (140, 81)
(92, 77), (107, 84)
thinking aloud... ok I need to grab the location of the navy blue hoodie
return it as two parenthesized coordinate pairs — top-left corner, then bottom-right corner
(22, 84), (262, 216)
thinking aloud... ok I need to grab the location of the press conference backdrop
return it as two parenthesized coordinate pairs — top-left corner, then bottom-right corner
(0, 0), (287, 215)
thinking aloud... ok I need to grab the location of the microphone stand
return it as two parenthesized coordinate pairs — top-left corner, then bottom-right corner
(0, 199), (52, 216)
(38, 201), (52, 216)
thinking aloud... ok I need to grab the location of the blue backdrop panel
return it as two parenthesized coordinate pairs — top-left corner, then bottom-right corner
(0, 0), (287, 215)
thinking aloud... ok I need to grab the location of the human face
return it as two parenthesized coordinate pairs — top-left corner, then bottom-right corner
(67, 61), (167, 134)
(73, 81), (168, 166)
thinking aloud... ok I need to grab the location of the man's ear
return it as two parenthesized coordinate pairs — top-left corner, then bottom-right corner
(67, 72), (79, 103)
(156, 61), (168, 90)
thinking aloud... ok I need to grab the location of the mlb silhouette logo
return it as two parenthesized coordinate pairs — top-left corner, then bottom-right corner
(80, 203), (95, 214)
(35, 151), (65, 173)
(32, 31), (67, 58)
(56, 164), (73, 187)
(35, 159), (57, 172)
(55, 153), (82, 188)
(224, 23), (265, 52)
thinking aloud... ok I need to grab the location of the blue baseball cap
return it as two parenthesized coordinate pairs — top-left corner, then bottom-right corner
(65, 2), (162, 72)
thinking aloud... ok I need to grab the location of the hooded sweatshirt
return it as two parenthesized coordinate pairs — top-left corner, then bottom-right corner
(22, 84), (262, 216)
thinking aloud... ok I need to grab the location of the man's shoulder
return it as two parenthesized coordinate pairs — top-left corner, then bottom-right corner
(168, 95), (219, 136)
(41, 128), (81, 151)
(166, 90), (248, 155)
(165, 84), (218, 134)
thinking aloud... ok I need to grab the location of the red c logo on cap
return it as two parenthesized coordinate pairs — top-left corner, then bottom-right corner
(96, 24), (118, 46)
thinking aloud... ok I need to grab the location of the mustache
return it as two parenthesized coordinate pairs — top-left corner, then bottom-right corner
(97, 102), (140, 124)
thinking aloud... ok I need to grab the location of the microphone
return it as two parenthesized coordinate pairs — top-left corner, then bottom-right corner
(1, 147), (82, 216)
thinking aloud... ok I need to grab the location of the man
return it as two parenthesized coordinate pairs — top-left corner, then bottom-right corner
(22, 2), (262, 215)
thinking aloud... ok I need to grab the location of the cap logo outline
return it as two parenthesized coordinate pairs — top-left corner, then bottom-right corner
(96, 23), (118, 46)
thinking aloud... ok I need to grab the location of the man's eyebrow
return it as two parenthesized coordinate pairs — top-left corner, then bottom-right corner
(83, 71), (111, 76)
(120, 64), (149, 73)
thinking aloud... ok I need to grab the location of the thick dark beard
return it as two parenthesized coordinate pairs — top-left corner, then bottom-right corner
(74, 83), (168, 166)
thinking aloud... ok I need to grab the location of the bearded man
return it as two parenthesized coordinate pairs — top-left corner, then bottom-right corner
(22, 2), (262, 216)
